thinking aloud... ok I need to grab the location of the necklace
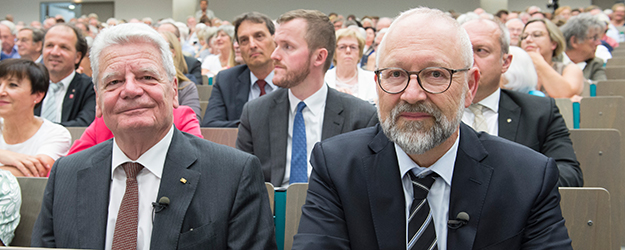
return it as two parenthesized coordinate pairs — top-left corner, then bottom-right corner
(336, 70), (358, 84)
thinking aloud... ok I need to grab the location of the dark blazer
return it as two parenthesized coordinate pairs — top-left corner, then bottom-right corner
(34, 72), (96, 127)
(184, 55), (202, 85)
(201, 64), (253, 127)
(498, 89), (582, 187)
(236, 87), (378, 186)
(293, 123), (572, 250)
(31, 128), (277, 250)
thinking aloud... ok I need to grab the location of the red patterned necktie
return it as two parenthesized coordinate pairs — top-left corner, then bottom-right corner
(257, 79), (267, 96)
(111, 162), (144, 250)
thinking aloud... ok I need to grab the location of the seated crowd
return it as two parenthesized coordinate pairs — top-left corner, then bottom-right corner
(1, 0), (622, 248)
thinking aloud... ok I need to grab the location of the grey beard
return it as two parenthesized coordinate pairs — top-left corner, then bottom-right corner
(380, 97), (464, 155)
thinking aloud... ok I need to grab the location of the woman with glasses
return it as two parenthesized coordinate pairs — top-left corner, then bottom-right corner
(325, 28), (377, 104)
(520, 18), (584, 98)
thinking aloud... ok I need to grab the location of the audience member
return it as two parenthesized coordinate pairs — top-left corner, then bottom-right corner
(506, 18), (524, 46)
(195, 25), (216, 61)
(495, 9), (509, 23)
(161, 31), (201, 118)
(325, 28), (377, 103)
(201, 25), (234, 76)
(611, 3), (625, 27)
(36, 24), (96, 127)
(332, 17), (344, 31)
(555, 6), (573, 21)
(42, 18), (56, 30)
(0, 169), (20, 246)
(520, 18), (584, 97)
(363, 28), (387, 71)
(68, 106), (202, 154)
(376, 17), (392, 31)
(461, 18), (582, 187)
(561, 13), (607, 82)
(501, 46), (542, 95)
(157, 22), (202, 84)
(31, 23), (276, 249)
(363, 26), (375, 52)
(16, 27), (43, 63)
(201, 12), (278, 127)
(0, 21), (19, 60)
(236, 9), (378, 187)
(0, 59), (71, 177)
(292, 7), (572, 249)
(196, 0), (216, 20)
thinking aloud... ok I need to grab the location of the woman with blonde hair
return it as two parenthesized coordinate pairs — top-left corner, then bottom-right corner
(520, 18), (583, 98)
(161, 31), (201, 118)
(201, 25), (235, 77)
(324, 28), (377, 103)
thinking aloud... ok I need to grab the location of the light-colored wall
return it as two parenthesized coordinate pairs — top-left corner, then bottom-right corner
(0, 0), (173, 24)
(2, 0), (482, 24)
(508, 0), (591, 12)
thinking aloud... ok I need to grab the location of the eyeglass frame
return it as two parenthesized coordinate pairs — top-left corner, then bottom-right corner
(374, 67), (470, 94)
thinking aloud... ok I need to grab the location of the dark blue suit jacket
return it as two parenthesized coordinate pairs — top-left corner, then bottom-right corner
(293, 123), (572, 250)
(201, 64), (251, 127)
(33, 72), (96, 127)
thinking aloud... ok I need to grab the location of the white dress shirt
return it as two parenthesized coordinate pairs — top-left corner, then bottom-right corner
(249, 71), (277, 101)
(281, 84), (328, 187)
(105, 125), (174, 250)
(396, 132), (460, 250)
(40, 71), (75, 123)
(462, 88), (500, 135)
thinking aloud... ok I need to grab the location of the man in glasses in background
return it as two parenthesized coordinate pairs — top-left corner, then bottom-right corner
(292, 7), (572, 250)
(561, 13), (607, 81)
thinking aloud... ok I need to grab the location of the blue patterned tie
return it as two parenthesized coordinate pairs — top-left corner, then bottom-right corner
(290, 101), (308, 184)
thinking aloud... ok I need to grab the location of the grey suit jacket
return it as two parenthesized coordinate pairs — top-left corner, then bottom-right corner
(236, 87), (378, 186)
(582, 57), (606, 82)
(201, 64), (252, 127)
(31, 128), (277, 250)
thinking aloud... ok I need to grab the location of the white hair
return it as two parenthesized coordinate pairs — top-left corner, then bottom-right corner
(457, 12), (480, 24)
(0, 20), (16, 35)
(377, 7), (473, 69)
(90, 23), (175, 89)
(175, 21), (189, 41)
(502, 46), (537, 93)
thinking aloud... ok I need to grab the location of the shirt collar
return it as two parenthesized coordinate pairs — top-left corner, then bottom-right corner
(111, 125), (174, 180)
(396, 129), (460, 187)
(53, 70), (76, 87)
(250, 70), (277, 90)
(477, 88), (500, 113)
(287, 83), (328, 116)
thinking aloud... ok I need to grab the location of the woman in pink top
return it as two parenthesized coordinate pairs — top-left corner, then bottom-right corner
(68, 105), (203, 155)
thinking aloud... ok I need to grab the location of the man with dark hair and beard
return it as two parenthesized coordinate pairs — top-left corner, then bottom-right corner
(236, 9), (378, 188)
(292, 7), (572, 250)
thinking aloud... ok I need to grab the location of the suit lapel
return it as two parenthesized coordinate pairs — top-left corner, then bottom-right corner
(321, 88), (345, 140)
(268, 89), (289, 186)
(76, 141), (113, 249)
(150, 129), (200, 249)
(363, 126), (406, 249)
(497, 90), (521, 141)
(446, 124), (493, 250)
(62, 73), (79, 122)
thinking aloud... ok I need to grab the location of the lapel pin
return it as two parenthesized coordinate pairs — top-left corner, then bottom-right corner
(507, 118), (512, 123)
(69, 94), (74, 99)
(180, 178), (187, 184)
(72, 89), (75, 92)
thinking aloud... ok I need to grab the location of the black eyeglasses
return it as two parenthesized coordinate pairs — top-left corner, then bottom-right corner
(374, 67), (470, 94)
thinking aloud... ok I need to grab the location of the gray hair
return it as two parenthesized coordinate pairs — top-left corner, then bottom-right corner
(89, 23), (175, 89)
(214, 25), (234, 41)
(502, 46), (537, 93)
(0, 20), (16, 35)
(19, 26), (44, 43)
(561, 13), (604, 49)
(463, 18), (510, 55)
(377, 7), (473, 69)
(505, 18), (524, 27)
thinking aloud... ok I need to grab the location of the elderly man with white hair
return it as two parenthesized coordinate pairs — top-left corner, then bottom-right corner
(30, 23), (277, 250)
(0, 21), (19, 60)
(292, 7), (572, 250)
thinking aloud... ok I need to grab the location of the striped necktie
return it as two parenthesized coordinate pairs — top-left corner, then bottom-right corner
(407, 171), (438, 250)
